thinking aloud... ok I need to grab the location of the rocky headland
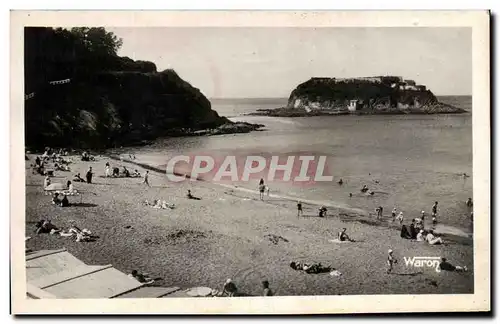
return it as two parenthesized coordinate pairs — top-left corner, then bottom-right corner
(24, 27), (263, 150)
(249, 76), (466, 117)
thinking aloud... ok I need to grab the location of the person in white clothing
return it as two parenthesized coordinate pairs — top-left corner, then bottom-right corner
(416, 230), (425, 242)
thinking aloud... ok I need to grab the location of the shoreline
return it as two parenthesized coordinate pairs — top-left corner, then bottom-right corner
(109, 155), (473, 245)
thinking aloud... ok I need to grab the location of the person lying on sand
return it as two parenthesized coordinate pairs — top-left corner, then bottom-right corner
(35, 220), (61, 235)
(133, 169), (141, 177)
(396, 212), (404, 224)
(54, 163), (70, 172)
(426, 230), (444, 245)
(439, 258), (467, 272)
(187, 190), (201, 200)
(112, 167), (120, 177)
(338, 228), (355, 242)
(68, 226), (94, 242)
(122, 166), (131, 177)
(290, 261), (333, 274)
(129, 270), (155, 285)
(221, 279), (238, 297)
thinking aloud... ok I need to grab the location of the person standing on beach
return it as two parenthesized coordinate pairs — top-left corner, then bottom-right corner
(86, 166), (93, 184)
(259, 178), (266, 200)
(432, 201), (438, 224)
(143, 170), (150, 187)
(297, 201), (303, 217)
(396, 212), (404, 224)
(391, 208), (397, 222)
(105, 162), (111, 177)
(387, 249), (397, 274)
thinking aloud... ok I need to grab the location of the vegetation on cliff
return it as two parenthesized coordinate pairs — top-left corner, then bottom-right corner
(25, 27), (260, 150)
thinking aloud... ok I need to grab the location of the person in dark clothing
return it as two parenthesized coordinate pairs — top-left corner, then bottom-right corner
(466, 198), (473, 208)
(318, 206), (327, 217)
(409, 220), (418, 239)
(338, 178), (343, 185)
(35, 156), (41, 166)
(439, 258), (467, 272)
(61, 194), (70, 207)
(187, 190), (201, 200)
(123, 166), (130, 177)
(222, 279), (238, 297)
(297, 201), (303, 217)
(113, 167), (120, 177)
(86, 167), (93, 184)
(400, 225), (412, 239)
(262, 280), (273, 296)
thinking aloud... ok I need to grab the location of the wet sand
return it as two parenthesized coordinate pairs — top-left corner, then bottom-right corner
(25, 154), (474, 296)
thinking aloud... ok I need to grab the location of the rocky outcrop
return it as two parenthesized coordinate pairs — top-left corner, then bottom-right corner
(24, 27), (263, 150)
(250, 76), (465, 117)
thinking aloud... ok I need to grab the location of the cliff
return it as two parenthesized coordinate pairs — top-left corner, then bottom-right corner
(250, 76), (465, 117)
(24, 27), (261, 150)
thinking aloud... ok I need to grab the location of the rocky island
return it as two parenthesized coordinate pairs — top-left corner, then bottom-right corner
(250, 76), (466, 117)
(24, 27), (263, 150)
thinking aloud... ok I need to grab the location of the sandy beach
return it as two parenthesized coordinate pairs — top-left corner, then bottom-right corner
(25, 154), (474, 296)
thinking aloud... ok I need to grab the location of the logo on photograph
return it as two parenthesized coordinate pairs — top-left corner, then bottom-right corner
(404, 256), (441, 272)
(164, 154), (333, 185)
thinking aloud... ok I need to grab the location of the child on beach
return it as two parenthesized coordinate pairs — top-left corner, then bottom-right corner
(105, 163), (111, 177)
(391, 208), (397, 222)
(143, 170), (150, 187)
(297, 201), (303, 217)
(387, 249), (397, 274)
(396, 212), (404, 224)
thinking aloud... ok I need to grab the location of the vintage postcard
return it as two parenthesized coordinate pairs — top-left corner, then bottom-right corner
(11, 11), (490, 314)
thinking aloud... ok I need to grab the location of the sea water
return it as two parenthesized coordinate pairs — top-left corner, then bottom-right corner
(120, 96), (473, 233)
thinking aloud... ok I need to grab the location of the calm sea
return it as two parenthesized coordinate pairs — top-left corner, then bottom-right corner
(125, 96), (473, 232)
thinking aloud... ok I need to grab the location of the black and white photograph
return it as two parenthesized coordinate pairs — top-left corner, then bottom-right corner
(11, 10), (490, 314)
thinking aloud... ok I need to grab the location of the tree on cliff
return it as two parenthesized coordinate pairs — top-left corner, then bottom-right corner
(70, 27), (123, 56)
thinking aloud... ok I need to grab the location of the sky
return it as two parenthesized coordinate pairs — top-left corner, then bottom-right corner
(108, 27), (471, 98)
